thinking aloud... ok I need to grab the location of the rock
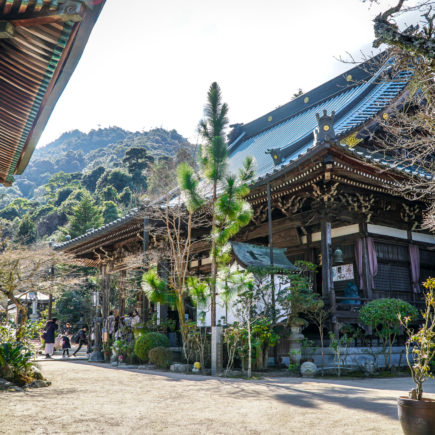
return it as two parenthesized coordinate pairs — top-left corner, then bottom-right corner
(0, 378), (13, 390)
(219, 370), (242, 377)
(356, 356), (376, 375)
(7, 386), (23, 392)
(31, 368), (44, 380)
(117, 364), (138, 369)
(27, 380), (50, 388)
(170, 363), (191, 373)
(300, 361), (317, 377)
(137, 364), (156, 370)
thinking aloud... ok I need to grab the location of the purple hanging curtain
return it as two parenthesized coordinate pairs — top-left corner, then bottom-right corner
(367, 237), (378, 289)
(355, 237), (378, 290)
(409, 245), (420, 293)
(354, 239), (364, 290)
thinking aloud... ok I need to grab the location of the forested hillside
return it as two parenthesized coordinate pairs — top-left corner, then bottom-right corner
(0, 127), (194, 244)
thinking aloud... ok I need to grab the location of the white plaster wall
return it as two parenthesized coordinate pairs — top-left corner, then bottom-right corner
(197, 270), (290, 327)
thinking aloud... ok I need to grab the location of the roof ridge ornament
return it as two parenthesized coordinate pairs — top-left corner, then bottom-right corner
(314, 110), (337, 145)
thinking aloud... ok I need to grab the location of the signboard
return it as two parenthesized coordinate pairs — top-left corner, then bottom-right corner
(332, 263), (354, 282)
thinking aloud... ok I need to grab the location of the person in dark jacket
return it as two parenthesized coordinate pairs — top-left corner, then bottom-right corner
(72, 326), (88, 357)
(44, 318), (58, 359)
(62, 334), (71, 358)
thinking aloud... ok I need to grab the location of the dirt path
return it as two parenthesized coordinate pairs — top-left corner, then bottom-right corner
(1, 361), (434, 435)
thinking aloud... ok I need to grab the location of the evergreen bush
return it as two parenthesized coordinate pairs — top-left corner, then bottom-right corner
(149, 346), (173, 369)
(359, 298), (418, 369)
(133, 332), (169, 363)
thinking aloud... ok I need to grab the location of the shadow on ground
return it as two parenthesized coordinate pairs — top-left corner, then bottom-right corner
(36, 359), (423, 422)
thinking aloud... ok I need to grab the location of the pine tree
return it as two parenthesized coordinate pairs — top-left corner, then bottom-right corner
(103, 201), (119, 224)
(198, 82), (230, 328)
(68, 193), (103, 238)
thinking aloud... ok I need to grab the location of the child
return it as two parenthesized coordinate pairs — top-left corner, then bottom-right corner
(62, 333), (71, 358)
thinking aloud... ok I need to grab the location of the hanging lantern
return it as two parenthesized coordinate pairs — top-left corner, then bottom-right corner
(333, 247), (344, 264)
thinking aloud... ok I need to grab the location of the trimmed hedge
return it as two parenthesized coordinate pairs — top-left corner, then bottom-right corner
(134, 332), (169, 363)
(149, 346), (173, 369)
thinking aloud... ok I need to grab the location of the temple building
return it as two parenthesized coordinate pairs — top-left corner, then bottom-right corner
(0, 0), (105, 185)
(55, 55), (435, 341)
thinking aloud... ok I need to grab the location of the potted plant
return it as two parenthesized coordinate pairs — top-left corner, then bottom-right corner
(398, 277), (435, 435)
(102, 341), (111, 363)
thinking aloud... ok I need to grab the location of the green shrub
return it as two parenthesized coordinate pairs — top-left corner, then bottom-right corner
(0, 342), (35, 386)
(134, 332), (169, 363)
(149, 346), (173, 369)
(359, 298), (418, 369)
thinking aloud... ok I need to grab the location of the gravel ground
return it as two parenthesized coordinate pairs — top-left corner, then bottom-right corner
(1, 360), (434, 435)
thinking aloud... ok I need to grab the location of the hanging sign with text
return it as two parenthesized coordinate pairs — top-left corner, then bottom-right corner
(332, 264), (354, 282)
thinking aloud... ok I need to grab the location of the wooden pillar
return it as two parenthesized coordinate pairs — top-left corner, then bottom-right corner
(320, 218), (339, 337)
(360, 223), (373, 300)
(48, 293), (53, 320)
(101, 264), (110, 320)
(362, 238), (373, 300)
(267, 183), (277, 367)
(119, 269), (126, 318)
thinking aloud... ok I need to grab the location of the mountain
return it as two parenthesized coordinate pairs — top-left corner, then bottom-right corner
(13, 127), (192, 198)
(0, 126), (194, 244)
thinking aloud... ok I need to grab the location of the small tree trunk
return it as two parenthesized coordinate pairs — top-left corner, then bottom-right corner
(256, 346), (263, 369)
(11, 295), (27, 342)
(416, 381), (423, 400)
(263, 347), (269, 369)
(247, 320), (252, 378)
(320, 328), (324, 376)
(48, 293), (52, 319)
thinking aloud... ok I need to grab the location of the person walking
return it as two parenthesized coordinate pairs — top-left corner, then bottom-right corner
(43, 318), (58, 359)
(62, 333), (71, 358)
(72, 326), (88, 357)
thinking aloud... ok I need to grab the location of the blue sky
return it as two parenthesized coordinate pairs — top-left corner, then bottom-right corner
(38, 0), (393, 147)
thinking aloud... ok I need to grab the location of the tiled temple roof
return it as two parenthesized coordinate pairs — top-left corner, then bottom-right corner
(0, 0), (105, 185)
(228, 56), (412, 183)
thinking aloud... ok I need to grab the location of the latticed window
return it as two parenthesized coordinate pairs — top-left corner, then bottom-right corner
(373, 242), (411, 295)
(420, 250), (435, 284)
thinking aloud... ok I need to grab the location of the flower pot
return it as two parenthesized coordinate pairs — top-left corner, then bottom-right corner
(397, 396), (435, 435)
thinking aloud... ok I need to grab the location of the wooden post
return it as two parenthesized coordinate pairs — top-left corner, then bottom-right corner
(48, 293), (53, 320)
(362, 238), (373, 300)
(266, 184), (276, 319)
(101, 264), (110, 320)
(267, 183), (277, 367)
(320, 218), (339, 337)
(119, 269), (126, 318)
(48, 265), (54, 319)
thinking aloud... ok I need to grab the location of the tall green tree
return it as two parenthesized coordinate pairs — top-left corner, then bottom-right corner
(119, 187), (133, 208)
(102, 201), (119, 224)
(82, 166), (105, 193)
(122, 147), (154, 193)
(68, 192), (103, 238)
(14, 215), (37, 245)
(178, 82), (254, 374)
(198, 82), (230, 329)
(100, 185), (118, 202)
